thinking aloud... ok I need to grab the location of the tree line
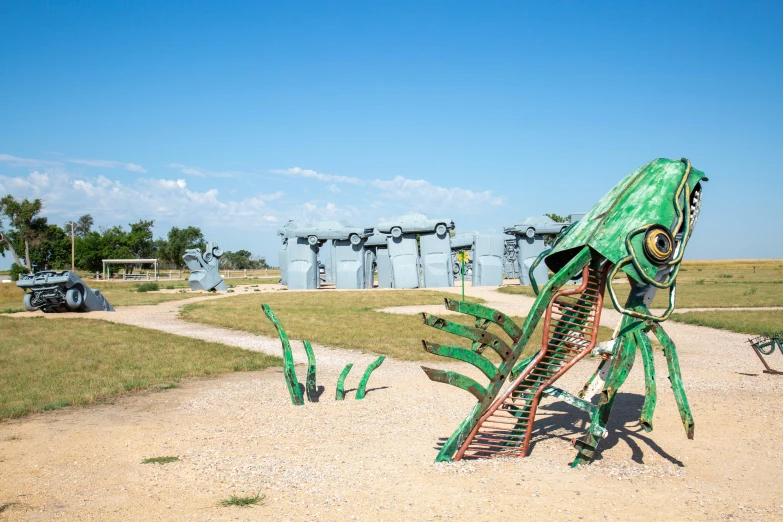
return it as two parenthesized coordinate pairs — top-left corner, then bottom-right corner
(0, 196), (267, 278)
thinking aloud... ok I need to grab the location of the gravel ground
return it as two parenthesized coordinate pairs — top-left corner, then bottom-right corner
(2, 284), (782, 521)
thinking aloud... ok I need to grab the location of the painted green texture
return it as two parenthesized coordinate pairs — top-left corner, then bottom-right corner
(421, 313), (513, 360)
(303, 340), (318, 403)
(261, 304), (304, 406)
(356, 356), (385, 400)
(335, 363), (353, 401)
(420, 367), (487, 401)
(548, 158), (707, 284)
(422, 341), (498, 380)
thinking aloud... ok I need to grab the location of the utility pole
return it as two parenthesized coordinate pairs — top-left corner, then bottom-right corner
(71, 221), (75, 272)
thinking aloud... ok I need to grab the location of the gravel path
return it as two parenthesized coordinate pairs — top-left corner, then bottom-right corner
(2, 284), (782, 520)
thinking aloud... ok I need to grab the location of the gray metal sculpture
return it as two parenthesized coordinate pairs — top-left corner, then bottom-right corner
(508, 215), (570, 239)
(377, 213), (455, 238)
(505, 216), (573, 286)
(287, 237), (320, 290)
(387, 234), (420, 289)
(503, 238), (519, 280)
(183, 241), (227, 291)
(365, 232), (391, 288)
(420, 231), (454, 288)
(18, 270), (114, 313)
(334, 238), (366, 289)
(450, 232), (475, 278)
(292, 221), (374, 247)
(472, 233), (504, 286)
(278, 240), (288, 286)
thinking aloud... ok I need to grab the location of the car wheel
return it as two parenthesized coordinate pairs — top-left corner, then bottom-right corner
(212, 247), (223, 257)
(308, 235), (319, 246)
(525, 227), (536, 239)
(23, 293), (37, 312)
(349, 233), (361, 246)
(66, 288), (83, 310)
(391, 227), (402, 239)
(436, 223), (447, 236)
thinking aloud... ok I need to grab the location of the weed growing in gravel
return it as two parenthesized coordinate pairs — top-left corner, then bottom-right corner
(142, 456), (180, 464)
(220, 492), (264, 508)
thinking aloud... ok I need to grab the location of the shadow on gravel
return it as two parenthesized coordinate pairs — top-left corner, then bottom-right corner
(431, 393), (684, 467)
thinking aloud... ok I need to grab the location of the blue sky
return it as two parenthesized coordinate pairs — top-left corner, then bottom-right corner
(1, 1), (781, 269)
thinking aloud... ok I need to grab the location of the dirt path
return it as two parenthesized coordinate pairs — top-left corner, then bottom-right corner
(2, 286), (783, 521)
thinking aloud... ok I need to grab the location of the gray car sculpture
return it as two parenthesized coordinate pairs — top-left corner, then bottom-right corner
(377, 213), (455, 239)
(183, 241), (228, 291)
(505, 215), (570, 238)
(293, 221), (374, 246)
(17, 270), (114, 312)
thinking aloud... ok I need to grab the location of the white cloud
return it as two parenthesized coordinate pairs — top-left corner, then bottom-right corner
(0, 154), (63, 168)
(328, 184), (340, 193)
(371, 175), (506, 210)
(0, 153), (147, 173)
(0, 170), (282, 230)
(168, 163), (243, 178)
(299, 201), (360, 222)
(271, 167), (363, 185)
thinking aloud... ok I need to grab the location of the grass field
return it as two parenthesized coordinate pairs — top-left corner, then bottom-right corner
(499, 259), (783, 309)
(181, 290), (614, 362)
(0, 316), (280, 419)
(0, 276), (280, 312)
(670, 310), (783, 337)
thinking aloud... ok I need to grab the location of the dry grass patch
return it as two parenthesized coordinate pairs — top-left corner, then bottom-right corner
(671, 310), (783, 336)
(181, 290), (614, 362)
(499, 259), (783, 309)
(0, 316), (280, 419)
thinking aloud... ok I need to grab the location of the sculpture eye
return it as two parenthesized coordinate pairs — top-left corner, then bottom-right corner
(643, 225), (674, 264)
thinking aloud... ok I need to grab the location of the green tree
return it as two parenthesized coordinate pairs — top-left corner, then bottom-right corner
(28, 224), (71, 270)
(163, 226), (205, 270)
(63, 214), (94, 238)
(0, 196), (48, 271)
(544, 213), (572, 246)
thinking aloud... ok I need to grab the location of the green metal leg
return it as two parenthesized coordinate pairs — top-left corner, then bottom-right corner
(636, 329), (657, 432)
(356, 356), (386, 400)
(335, 363), (353, 401)
(651, 323), (695, 439)
(303, 340), (318, 402)
(262, 304), (304, 406)
(571, 332), (637, 467)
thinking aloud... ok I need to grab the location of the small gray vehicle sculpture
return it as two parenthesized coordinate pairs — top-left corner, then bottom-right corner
(507, 215), (570, 239)
(17, 270), (114, 312)
(183, 241), (228, 291)
(293, 221), (374, 246)
(377, 213), (455, 238)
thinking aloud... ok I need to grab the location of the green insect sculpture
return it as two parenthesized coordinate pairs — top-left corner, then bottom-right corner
(421, 158), (707, 466)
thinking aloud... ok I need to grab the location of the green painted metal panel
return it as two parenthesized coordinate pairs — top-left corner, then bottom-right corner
(421, 313), (513, 360)
(261, 304), (304, 406)
(421, 367), (487, 401)
(356, 356), (386, 400)
(547, 158), (707, 284)
(422, 341), (498, 380)
(335, 363), (353, 401)
(303, 340), (318, 402)
(444, 299), (524, 342)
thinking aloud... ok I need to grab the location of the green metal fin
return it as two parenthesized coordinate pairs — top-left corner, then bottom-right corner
(335, 363), (353, 401)
(421, 313), (513, 360)
(443, 299), (523, 342)
(421, 366), (486, 401)
(356, 356), (386, 400)
(422, 341), (498, 380)
(261, 304), (304, 406)
(303, 340), (318, 403)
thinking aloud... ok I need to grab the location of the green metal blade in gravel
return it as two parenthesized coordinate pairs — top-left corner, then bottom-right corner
(356, 356), (386, 400)
(303, 340), (318, 403)
(335, 363), (353, 401)
(262, 304), (304, 406)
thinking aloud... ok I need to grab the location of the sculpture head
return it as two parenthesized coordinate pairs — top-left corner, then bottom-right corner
(545, 158), (707, 320)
